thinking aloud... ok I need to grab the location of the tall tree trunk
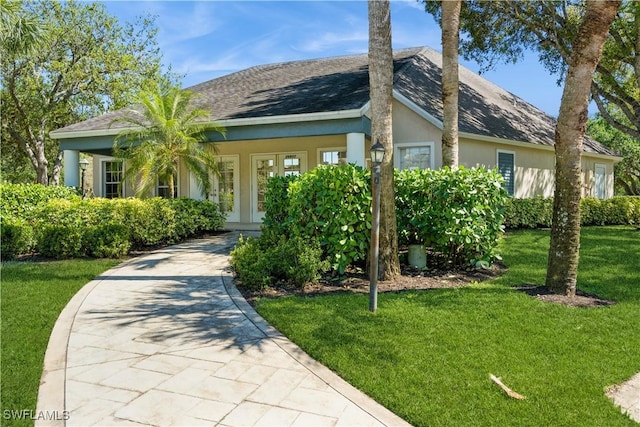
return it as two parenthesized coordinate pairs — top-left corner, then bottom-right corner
(441, 0), (461, 169)
(546, 0), (620, 296)
(368, 0), (400, 281)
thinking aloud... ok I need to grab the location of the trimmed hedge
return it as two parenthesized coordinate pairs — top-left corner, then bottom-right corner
(504, 196), (640, 229)
(0, 218), (35, 260)
(0, 183), (80, 221)
(1, 184), (227, 259)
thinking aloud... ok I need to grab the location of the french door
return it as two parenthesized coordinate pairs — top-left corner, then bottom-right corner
(212, 156), (240, 222)
(251, 152), (307, 222)
(190, 156), (239, 222)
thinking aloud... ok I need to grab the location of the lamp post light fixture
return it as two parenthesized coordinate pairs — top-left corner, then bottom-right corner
(79, 158), (89, 199)
(369, 140), (385, 312)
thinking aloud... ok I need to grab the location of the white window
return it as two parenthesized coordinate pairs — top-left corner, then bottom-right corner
(103, 160), (123, 198)
(394, 142), (435, 170)
(318, 149), (347, 166)
(595, 164), (606, 199)
(497, 150), (516, 196)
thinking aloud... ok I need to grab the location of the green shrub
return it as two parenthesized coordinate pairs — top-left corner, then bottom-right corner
(504, 196), (640, 229)
(287, 165), (371, 273)
(396, 166), (508, 267)
(0, 183), (80, 221)
(38, 225), (86, 259)
(503, 197), (553, 229)
(230, 234), (328, 290)
(262, 175), (299, 236)
(85, 223), (131, 258)
(169, 198), (226, 240)
(581, 196), (640, 226)
(1, 218), (35, 260)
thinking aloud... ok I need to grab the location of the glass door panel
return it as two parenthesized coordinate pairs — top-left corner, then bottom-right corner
(213, 156), (240, 222)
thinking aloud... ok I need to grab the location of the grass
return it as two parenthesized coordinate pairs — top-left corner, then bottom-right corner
(254, 226), (640, 427)
(1, 258), (119, 427)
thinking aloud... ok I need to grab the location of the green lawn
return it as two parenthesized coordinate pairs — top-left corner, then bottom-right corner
(1, 258), (119, 427)
(255, 227), (640, 427)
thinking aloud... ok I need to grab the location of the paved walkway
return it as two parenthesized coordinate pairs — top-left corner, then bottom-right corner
(35, 232), (639, 426)
(36, 232), (409, 427)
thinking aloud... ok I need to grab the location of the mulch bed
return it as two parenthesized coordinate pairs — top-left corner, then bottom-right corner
(238, 262), (616, 308)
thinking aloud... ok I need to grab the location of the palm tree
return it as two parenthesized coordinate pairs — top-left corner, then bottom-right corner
(368, 0), (400, 281)
(113, 87), (225, 198)
(441, 0), (461, 169)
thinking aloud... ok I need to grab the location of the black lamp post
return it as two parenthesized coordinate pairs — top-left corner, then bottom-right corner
(79, 158), (89, 199)
(369, 140), (385, 312)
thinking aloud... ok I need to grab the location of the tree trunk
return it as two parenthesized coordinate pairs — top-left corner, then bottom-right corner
(546, 0), (620, 296)
(368, 0), (400, 281)
(441, 0), (461, 169)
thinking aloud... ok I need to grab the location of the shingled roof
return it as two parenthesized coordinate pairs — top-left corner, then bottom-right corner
(51, 47), (616, 156)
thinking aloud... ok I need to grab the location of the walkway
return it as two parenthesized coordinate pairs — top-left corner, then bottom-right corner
(36, 232), (409, 427)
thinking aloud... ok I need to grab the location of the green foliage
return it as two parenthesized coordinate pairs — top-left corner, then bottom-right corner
(396, 166), (508, 266)
(262, 175), (299, 236)
(38, 225), (86, 259)
(1, 0), (174, 184)
(169, 198), (226, 240)
(503, 197), (553, 229)
(0, 185), (226, 258)
(581, 196), (640, 226)
(587, 114), (640, 195)
(85, 223), (131, 258)
(504, 196), (640, 228)
(286, 165), (372, 273)
(230, 234), (327, 290)
(0, 218), (35, 260)
(0, 183), (80, 220)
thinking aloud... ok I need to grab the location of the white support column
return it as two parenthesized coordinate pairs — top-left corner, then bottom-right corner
(189, 171), (205, 200)
(63, 150), (80, 187)
(346, 132), (366, 167)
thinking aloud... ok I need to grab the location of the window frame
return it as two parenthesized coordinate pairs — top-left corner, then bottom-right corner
(101, 159), (124, 198)
(317, 147), (348, 166)
(394, 142), (435, 170)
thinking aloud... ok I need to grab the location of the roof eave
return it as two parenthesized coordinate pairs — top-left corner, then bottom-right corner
(50, 109), (366, 140)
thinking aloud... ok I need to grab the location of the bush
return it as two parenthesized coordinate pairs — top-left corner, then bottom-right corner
(504, 196), (640, 229)
(38, 225), (86, 259)
(0, 183), (80, 221)
(169, 198), (226, 240)
(581, 196), (640, 226)
(262, 175), (299, 237)
(396, 167), (508, 267)
(286, 165), (371, 273)
(85, 223), (131, 258)
(1, 218), (35, 260)
(503, 197), (553, 229)
(230, 234), (328, 290)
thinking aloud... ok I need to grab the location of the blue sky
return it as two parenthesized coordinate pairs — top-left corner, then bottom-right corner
(103, 0), (566, 117)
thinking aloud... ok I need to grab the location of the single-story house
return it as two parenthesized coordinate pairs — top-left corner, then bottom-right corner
(51, 46), (620, 229)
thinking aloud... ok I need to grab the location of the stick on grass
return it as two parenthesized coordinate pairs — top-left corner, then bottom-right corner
(490, 374), (526, 400)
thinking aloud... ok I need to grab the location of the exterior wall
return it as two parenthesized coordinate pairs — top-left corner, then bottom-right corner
(191, 134), (351, 225)
(392, 101), (443, 168)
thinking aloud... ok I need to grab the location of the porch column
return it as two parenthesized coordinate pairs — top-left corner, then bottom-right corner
(63, 150), (80, 187)
(346, 132), (366, 167)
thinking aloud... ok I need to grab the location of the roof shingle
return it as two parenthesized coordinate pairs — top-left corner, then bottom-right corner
(51, 47), (616, 157)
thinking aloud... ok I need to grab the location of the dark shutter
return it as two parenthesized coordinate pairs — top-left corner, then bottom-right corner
(498, 152), (515, 196)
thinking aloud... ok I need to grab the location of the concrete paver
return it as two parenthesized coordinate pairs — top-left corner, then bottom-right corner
(36, 232), (410, 426)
